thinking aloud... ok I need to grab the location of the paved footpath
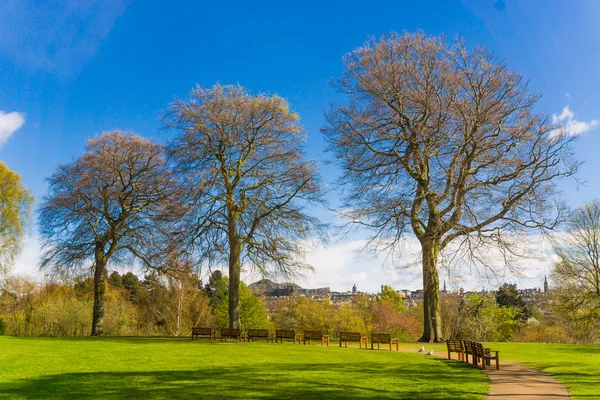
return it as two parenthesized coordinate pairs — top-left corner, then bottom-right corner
(400, 348), (571, 400)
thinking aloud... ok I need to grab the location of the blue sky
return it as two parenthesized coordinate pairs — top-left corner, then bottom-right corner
(2, 0), (599, 292)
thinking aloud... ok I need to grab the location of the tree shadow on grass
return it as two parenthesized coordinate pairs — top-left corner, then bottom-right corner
(0, 361), (488, 400)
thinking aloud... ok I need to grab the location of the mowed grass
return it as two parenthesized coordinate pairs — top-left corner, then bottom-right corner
(416, 341), (600, 400)
(0, 336), (488, 399)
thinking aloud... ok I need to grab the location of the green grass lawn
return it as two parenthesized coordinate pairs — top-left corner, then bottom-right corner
(413, 341), (600, 400)
(0, 336), (488, 399)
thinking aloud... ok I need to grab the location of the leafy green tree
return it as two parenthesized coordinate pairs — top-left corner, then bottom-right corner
(495, 283), (531, 323)
(121, 272), (140, 302)
(211, 274), (270, 330)
(378, 285), (406, 312)
(461, 293), (520, 341)
(0, 162), (33, 276)
(108, 271), (123, 288)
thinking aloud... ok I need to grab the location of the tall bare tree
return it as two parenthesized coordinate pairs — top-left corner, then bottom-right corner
(38, 131), (175, 336)
(0, 161), (33, 276)
(164, 84), (324, 329)
(552, 200), (600, 327)
(322, 32), (577, 342)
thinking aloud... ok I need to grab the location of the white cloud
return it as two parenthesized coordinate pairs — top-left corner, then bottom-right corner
(9, 235), (41, 280)
(0, 110), (25, 147)
(552, 105), (599, 137)
(0, 0), (131, 76)
(11, 234), (553, 294)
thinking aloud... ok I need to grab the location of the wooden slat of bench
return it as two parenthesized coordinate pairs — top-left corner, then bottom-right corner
(339, 332), (367, 349)
(191, 327), (213, 340)
(247, 329), (273, 342)
(303, 331), (329, 346)
(370, 333), (399, 351)
(220, 328), (243, 342)
(370, 333), (391, 342)
(275, 330), (296, 338)
(472, 342), (500, 370)
(275, 330), (300, 344)
(303, 331), (324, 339)
(446, 340), (465, 361)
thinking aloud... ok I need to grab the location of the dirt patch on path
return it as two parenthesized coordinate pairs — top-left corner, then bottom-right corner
(399, 346), (571, 400)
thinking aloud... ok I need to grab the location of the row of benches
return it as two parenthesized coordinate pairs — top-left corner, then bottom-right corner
(446, 339), (500, 370)
(192, 328), (400, 350)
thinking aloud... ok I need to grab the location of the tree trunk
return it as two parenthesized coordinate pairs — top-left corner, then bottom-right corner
(418, 239), (444, 343)
(228, 213), (242, 329)
(91, 247), (107, 336)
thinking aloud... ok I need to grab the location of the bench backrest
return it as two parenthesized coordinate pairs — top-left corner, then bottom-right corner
(370, 333), (391, 343)
(192, 327), (212, 335)
(463, 340), (474, 353)
(221, 328), (241, 336)
(275, 329), (296, 338)
(303, 330), (324, 339)
(446, 340), (464, 352)
(339, 332), (362, 341)
(247, 329), (269, 337)
(472, 341), (484, 355)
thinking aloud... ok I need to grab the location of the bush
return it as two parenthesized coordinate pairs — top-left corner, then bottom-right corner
(516, 324), (569, 343)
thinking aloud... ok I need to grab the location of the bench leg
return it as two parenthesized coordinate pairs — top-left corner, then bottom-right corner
(496, 358), (500, 370)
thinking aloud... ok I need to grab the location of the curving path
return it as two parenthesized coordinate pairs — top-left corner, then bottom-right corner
(482, 360), (571, 400)
(400, 347), (571, 400)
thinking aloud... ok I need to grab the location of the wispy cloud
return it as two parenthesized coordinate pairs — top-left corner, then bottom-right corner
(0, 111), (25, 147)
(552, 105), (599, 137)
(0, 0), (131, 77)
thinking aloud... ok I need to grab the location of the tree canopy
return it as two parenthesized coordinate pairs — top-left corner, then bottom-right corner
(38, 131), (176, 335)
(552, 200), (600, 329)
(323, 32), (576, 342)
(0, 161), (33, 276)
(164, 84), (325, 329)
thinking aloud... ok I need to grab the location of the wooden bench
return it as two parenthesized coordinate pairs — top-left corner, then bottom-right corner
(446, 339), (465, 361)
(191, 327), (214, 340)
(275, 329), (301, 344)
(472, 342), (500, 370)
(303, 330), (330, 346)
(463, 340), (475, 363)
(339, 331), (368, 349)
(247, 329), (273, 343)
(219, 328), (244, 342)
(370, 333), (399, 351)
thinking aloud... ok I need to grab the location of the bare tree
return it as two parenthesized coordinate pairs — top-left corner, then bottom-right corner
(0, 161), (33, 276)
(552, 200), (600, 327)
(322, 32), (577, 342)
(38, 131), (175, 336)
(164, 84), (325, 329)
